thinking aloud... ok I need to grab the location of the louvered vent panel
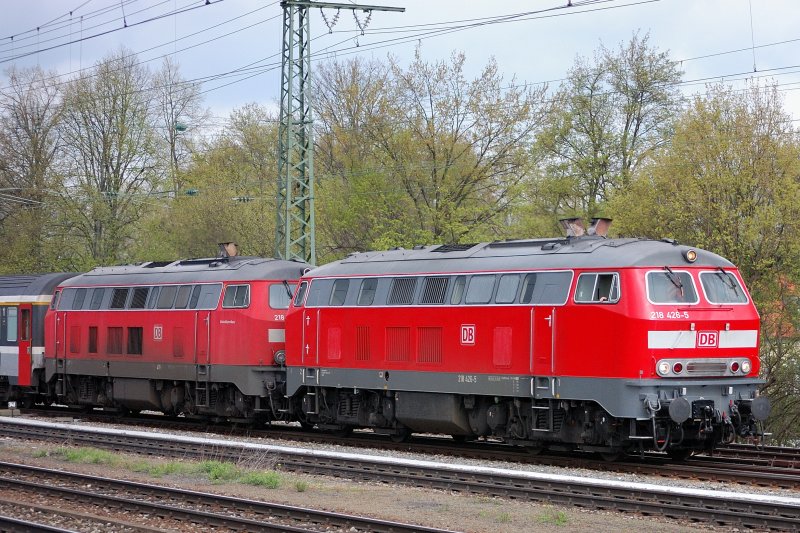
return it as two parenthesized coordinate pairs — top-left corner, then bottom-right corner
(417, 327), (443, 363)
(388, 278), (416, 305)
(327, 327), (342, 361)
(386, 327), (410, 362)
(421, 277), (449, 304)
(356, 326), (370, 361)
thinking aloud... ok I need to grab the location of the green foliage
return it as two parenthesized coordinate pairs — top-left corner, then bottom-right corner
(294, 480), (309, 492)
(58, 447), (118, 465)
(537, 508), (568, 526)
(199, 460), (241, 482)
(241, 470), (282, 488)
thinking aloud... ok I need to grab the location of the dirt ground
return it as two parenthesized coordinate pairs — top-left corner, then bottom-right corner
(0, 437), (725, 533)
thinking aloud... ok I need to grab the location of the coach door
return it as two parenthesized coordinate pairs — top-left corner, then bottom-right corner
(17, 304), (32, 386)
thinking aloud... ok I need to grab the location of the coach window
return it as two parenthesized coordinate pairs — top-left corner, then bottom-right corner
(495, 274), (520, 304)
(174, 285), (193, 309)
(51, 290), (63, 310)
(72, 288), (88, 310)
(129, 287), (150, 309)
(110, 288), (129, 309)
(465, 275), (496, 304)
(3, 308), (17, 342)
(293, 281), (309, 307)
(575, 273), (620, 303)
(329, 279), (350, 306)
(157, 286), (178, 309)
(647, 270), (698, 304)
(450, 276), (466, 305)
(90, 288), (105, 310)
(421, 277), (449, 304)
(223, 284), (250, 308)
(147, 287), (160, 309)
(388, 278), (416, 305)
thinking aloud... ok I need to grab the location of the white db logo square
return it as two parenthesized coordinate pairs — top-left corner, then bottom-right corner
(698, 331), (717, 347)
(153, 325), (163, 341)
(461, 325), (475, 345)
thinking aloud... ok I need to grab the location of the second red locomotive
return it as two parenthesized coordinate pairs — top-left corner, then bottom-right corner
(284, 219), (770, 458)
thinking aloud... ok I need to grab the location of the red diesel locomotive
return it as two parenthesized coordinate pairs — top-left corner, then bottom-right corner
(42, 247), (309, 420)
(284, 219), (770, 457)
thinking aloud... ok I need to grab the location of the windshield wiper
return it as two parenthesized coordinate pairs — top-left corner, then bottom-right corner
(282, 280), (293, 298)
(664, 266), (683, 291)
(716, 267), (737, 289)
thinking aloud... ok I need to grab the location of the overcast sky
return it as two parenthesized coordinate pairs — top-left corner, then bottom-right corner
(2, 0), (799, 128)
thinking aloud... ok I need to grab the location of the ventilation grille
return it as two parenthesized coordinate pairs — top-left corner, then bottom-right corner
(493, 327), (512, 367)
(421, 277), (449, 304)
(433, 243), (476, 253)
(386, 327), (410, 362)
(356, 326), (370, 361)
(417, 327), (442, 363)
(686, 362), (728, 376)
(327, 327), (342, 361)
(388, 278), (416, 305)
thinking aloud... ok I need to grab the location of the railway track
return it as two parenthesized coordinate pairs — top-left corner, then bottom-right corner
(20, 407), (800, 490)
(0, 460), (447, 533)
(2, 416), (799, 531)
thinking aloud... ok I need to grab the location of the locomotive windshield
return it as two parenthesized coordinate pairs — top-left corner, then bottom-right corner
(646, 271), (699, 304)
(700, 271), (748, 304)
(269, 283), (296, 309)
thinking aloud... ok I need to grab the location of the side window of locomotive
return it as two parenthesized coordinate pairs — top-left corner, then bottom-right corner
(495, 274), (520, 304)
(388, 278), (416, 305)
(174, 285), (193, 309)
(450, 276), (466, 305)
(269, 283), (295, 309)
(196, 284), (222, 309)
(421, 277), (449, 304)
(147, 287), (160, 309)
(110, 288), (129, 309)
(465, 275), (496, 304)
(189, 286), (202, 309)
(129, 287), (150, 309)
(293, 281), (309, 307)
(223, 284), (250, 308)
(329, 279), (350, 306)
(575, 273), (620, 303)
(646, 271), (698, 304)
(357, 278), (378, 306)
(71, 288), (87, 310)
(157, 286), (178, 309)
(700, 272), (748, 304)
(90, 288), (105, 310)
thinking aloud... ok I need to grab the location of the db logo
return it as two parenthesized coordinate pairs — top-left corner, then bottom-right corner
(461, 325), (476, 345)
(153, 325), (163, 341)
(698, 331), (718, 348)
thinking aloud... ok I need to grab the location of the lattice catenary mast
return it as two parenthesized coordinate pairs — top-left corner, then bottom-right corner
(276, 1), (404, 265)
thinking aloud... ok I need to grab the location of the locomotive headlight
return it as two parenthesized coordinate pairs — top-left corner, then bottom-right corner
(741, 360), (752, 374)
(672, 362), (684, 374)
(684, 249), (697, 263)
(273, 350), (286, 365)
(657, 361), (671, 376)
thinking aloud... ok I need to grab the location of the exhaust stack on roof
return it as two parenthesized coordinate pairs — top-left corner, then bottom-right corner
(559, 217), (585, 237)
(587, 218), (612, 237)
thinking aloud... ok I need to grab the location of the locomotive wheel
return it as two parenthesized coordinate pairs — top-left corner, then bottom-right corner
(666, 448), (693, 461)
(526, 444), (544, 456)
(390, 428), (411, 443)
(599, 451), (623, 462)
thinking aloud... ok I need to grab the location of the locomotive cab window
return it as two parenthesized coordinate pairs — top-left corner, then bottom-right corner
(700, 271), (748, 304)
(269, 283), (295, 309)
(50, 290), (62, 310)
(575, 273), (620, 303)
(72, 288), (87, 310)
(223, 284), (250, 308)
(450, 276), (466, 305)
(174, 285), (193, 309)
(647, 270), (699, 304)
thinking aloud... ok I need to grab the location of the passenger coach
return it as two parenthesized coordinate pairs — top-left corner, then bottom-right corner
(285, 219), (770, 457)
(45, 247), (309, 420)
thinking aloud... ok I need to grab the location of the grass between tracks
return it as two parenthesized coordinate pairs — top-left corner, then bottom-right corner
(32, 446), (290, 489)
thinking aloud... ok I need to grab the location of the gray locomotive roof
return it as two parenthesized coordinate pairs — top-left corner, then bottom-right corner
(0, 273), (78, 298)
(307, 237), (735, 277)
(59, 257), (310, 288)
